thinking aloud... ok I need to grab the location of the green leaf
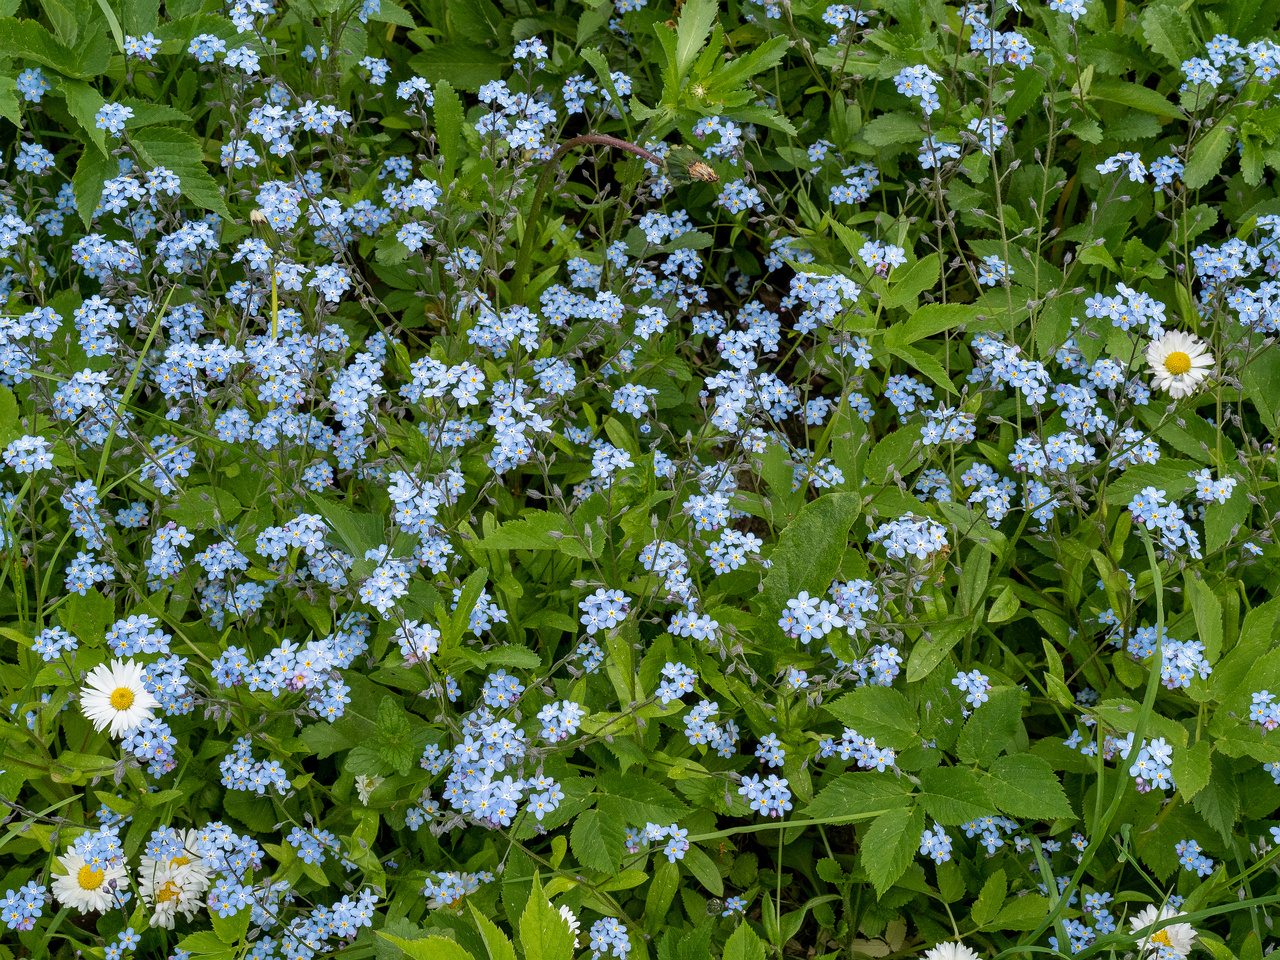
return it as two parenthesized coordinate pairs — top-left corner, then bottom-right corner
(210, 902), (251, 946)
(906, 620), (967, 682)
(1172, 739), (1212, 801)
(917, 766), (995, 825)
(883, 254), (940, 310)
(59, 79), (108, 156)
(957, 687), (1022, 766)
(365, 0), (412, 25)
(164, 485), (242, 532)
(377, 933), (476, 960)
(308, 494), (385, 556)
(519, 875), (576, 960)
(120, 97), (192, 128)
(861, 111), (923, 146)
(985, 754), (1074, 820)
(1187, 575), (1224, 663)
(706, 34), (790, 96)
(72, 145), (115, 228)
(130, 126), (231, 218)
(175, 932), (236, 960)
(1183, 126), (1233, 190)
(994, 894), (1051, 930)
(58, 590), (114, 646)
(40, 0), (79, 45)
(91, 0), (125, 52)
(804, 772), (912, 823)
(673, 0), (718, 80)
(886, 344), (955, 395)
(987, 584), (1020, 623)
(408, 44), (505, 92)
(723, 924), (767, 960)
(682, 844), (723, 896)
(825, 686), (917, 750)
(0, 75), (20, 128)
(758, 491), (860, 628)
(1192, 755), (1239, 841)
(570, 808), (626, 874)
(468, 904), (516, 960)
(595, 772), (688, 826)
(1140, 4), (1196, 68)
(860, 805), (924, 898)
(970, 868), (1007, 927)
(1205, 486), (1249, 554)
(865, 425), (923, 484)
(433, 79), (463, 185)
(885, 303), (983, 346)
(480, 511), (598, 560)
(1089, 80), (1181, 120)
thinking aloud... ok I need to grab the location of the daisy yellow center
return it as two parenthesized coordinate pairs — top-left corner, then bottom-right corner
(170, 855), (189, 868)
(76, 865), (105, 890)
(1164, 351), (1193, 376)
(109, 687), (135, 710)
(1151, 931), (1173, 948)
(156, 880), (181, 903)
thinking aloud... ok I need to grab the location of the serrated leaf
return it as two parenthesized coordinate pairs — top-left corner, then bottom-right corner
(673, 0), (718, 80)
(164, 484), (242, 531)
(480, 511), (599, 560)
(860, 805), (924, 898)
(469, 904), (516, 960)
(723, 924), (767, 960)
(985, 754), (1075, 820)
(595, 772), (688, 826)
(957, 687), (1022, 766)
(917, 766), (995, 825)
(569, 808), (625, 874)
(60, 78), (108, 156)
(758, 491), (860, 629)
(1183, 126), (1233, 190)
(520, 875), (575, 960)
(825, 686), (917, 750)
(970, 868), (1007, 927)
(434, 79), (463, 185)
(994, 894), (1051, 930)
(804, 772), (912, 822)
(1192, 755), (1239, 841)
(0, 75), (20, 128)
(1173, 739), (1212, 800)
(883, 254), (940, 310)
(862, 111), (923, 146)
(130, 125), (231, 218)
(377, 933), (476, 960)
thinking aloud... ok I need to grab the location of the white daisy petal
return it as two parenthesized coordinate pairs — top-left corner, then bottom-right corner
(1146, 330), (1213, 399)
(80, 658), (159, 738)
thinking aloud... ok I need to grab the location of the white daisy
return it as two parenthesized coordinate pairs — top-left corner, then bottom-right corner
(558, 904), (581, 946)
(923, 943), (982, 960)
(50, 852), (126, 914)
(80, 659), (159, 737)
(1146, 330), (1213, 398)
(1129, 904), (1196, 957)
(354, 774), (385, 805)
(139, 830), (212, 928)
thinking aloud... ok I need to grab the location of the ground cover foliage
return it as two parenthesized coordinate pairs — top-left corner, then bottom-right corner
(2, 0), (1280, 957)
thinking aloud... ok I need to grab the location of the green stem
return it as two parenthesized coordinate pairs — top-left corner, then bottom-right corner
(508, 134), (664, 304)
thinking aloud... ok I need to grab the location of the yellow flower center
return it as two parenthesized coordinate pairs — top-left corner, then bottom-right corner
(170, 855), (189, 868)
(77, 865), (105, 890)
(1151, 931), (1173, 948)
(1164, 351), (1192, 376)
(156, 880), (181, 903)
(109, 687), (135, 710)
